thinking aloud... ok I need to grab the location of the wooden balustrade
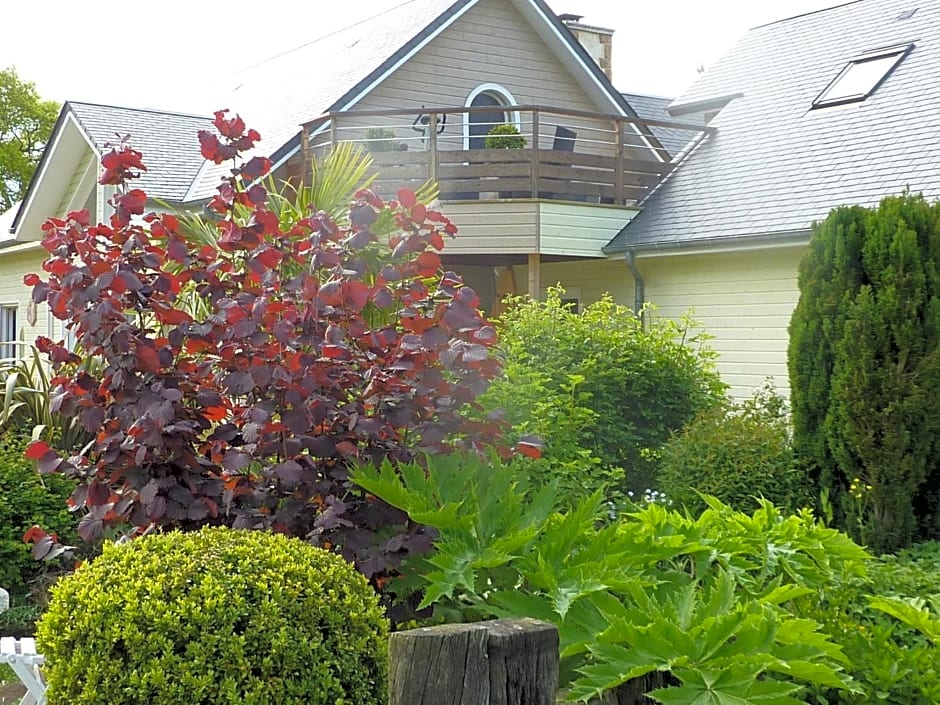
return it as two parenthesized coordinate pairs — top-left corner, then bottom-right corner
(302, 105), (711, 206)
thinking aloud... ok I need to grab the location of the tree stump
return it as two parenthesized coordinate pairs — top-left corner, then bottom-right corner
(388, 618), (559, 705)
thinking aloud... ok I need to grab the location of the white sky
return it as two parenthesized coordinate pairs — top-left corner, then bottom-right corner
(0, 0), (840, 114)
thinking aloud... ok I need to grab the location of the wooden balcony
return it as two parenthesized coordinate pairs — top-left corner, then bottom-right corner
(300, 106), (711, 300)
(301, 105), (711, 207)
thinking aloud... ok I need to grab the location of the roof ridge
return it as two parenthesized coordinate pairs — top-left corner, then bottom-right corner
(67, 100), (212, 122)
(232, 0), (425, 79)
(751, 0), (866, 30)
(621, 91), (675, 101)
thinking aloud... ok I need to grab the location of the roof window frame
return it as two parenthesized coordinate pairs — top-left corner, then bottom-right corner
(812, 42), (914, 109)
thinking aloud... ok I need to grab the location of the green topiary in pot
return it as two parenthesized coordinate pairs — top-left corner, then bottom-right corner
(37, 527), (388, 705)
(484, 123), (526, 149)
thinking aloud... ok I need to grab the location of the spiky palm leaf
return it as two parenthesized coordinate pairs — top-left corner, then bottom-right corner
(0, 346), (96, 453)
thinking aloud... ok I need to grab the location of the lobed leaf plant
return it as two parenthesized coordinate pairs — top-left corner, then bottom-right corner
(23, 111), (506, 614)
(353, 455), (866, 704)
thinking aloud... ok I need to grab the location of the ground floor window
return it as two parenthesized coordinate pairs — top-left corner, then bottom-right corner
(0, 305), (17, 359)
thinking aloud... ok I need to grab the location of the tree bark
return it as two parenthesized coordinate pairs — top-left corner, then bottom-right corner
(389, 618), (558, 705)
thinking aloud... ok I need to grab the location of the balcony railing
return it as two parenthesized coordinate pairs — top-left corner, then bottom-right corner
(302, 105), (712, 206)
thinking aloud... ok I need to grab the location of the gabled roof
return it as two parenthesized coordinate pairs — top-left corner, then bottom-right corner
(69, 102), (214, 202)
(11, 102), (214, 238)
(186, 0), (638, 200)
(608, 0), (940, 252)
(620, 92), (697, 157)
(14, 0), (640, 228)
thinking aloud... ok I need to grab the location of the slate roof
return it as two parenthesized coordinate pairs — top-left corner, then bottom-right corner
(607, 0), (940, 252)
(185, 0), (637, 201)
(19, 0), (639, 215)
(67, 102), (214, 202)
(184, 0), (468, 201)
(620, 92), (695, 157)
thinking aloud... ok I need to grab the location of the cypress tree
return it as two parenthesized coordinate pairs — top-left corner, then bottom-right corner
(788, 205), (868, 525)
(789, 194), (940, 552)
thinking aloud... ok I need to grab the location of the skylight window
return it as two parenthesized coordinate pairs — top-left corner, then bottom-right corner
(812, 43), (913, 108)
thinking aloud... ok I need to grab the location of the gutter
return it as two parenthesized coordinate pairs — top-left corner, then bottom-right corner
(0, 239), (44, 253)
(624, 250), (644, 315)
(606, 228), (811, 257)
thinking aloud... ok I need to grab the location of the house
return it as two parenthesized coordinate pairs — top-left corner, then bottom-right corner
(2, 103), (216, 351)
(605, 0), (940, 398)
(4, 0), (706, 358)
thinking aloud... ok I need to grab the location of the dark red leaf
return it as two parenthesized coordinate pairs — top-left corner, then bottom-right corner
(397, 189), (417, 209)
(23, 525), (48, 544)
(25, 440), (51, 460)
(240, 156), (271, 181)
(272, 460), (302, 483)
(416, 251), (441, 276)
(410, 203), (427, 223)
(87, 480), (111, 507)
(77, 514), (104, 542)
(31, 534), (55, 560)
(136, 344), (161, 373)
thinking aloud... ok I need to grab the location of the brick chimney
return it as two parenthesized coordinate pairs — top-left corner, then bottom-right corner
(559, 13), (614, 81)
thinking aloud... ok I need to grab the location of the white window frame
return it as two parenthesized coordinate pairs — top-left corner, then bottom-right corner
(463, 83), (523, 149)
(0, 305), (18, 360)
(812, 43), (913, 109)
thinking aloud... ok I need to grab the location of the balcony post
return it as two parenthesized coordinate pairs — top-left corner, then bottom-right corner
(615, 118), (625, 205)
(530, 109), (540, 198)
(527, 253), (541, 300)
(428, 112), (439, 185)
(301, 126), (310, 186)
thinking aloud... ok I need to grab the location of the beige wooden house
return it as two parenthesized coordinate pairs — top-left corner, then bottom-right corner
(2, 0), (702, 360)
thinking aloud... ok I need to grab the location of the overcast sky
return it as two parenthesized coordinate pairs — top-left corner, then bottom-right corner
(1, 0), (840, 113)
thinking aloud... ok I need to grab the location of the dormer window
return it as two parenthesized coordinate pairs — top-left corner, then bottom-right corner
(812, 43), (913, 108)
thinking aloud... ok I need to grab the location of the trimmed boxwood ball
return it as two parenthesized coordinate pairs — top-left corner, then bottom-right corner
(36, 527), (388, 705)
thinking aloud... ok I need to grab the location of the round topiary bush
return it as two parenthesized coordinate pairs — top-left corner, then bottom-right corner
(484, 123), (526, 149)
(37, 527), (388, 705)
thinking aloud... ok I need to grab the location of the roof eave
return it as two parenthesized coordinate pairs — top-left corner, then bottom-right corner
(12, 105), (100, 240)
(604, 228), (812, 256)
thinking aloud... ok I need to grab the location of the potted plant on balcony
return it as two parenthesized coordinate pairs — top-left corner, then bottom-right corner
(484, 124), (526, 197)
(364, 127), (401, 152)
(484, 123), (526, 149)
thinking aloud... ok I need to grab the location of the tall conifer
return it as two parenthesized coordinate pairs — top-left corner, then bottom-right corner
(789, 194), (940, 551)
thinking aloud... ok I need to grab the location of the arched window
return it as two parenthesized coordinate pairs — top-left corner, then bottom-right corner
(463, 84), (521, 149)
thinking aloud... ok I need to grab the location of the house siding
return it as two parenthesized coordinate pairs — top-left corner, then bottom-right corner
(639, 246), (805, 400)
(0, 247), (54, 354)
(539, 203), (638, 257)
(342, 0), (631, 156)
(514, 256), (634, 307)
(443, 201), (538, 253)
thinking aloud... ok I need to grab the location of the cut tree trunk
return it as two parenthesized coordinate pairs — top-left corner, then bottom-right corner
(389, 618), (559, 705)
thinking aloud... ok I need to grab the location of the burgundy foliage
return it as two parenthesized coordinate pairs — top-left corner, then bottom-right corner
(25, 111), (507, 612)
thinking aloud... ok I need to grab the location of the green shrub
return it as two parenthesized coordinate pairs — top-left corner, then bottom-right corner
(480, 364), (624, 505)
(484, 123), (526, 149)
(354, 456), (864, 704)
(37, 527), (388, 705)
(363, 127), (398, 152)
(789, 194), (940, 552)
(0, 434), (76, 600)
(801, 542), (940, 704)
(486, 291), (725, 495)
(659, 383), (813, 515)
